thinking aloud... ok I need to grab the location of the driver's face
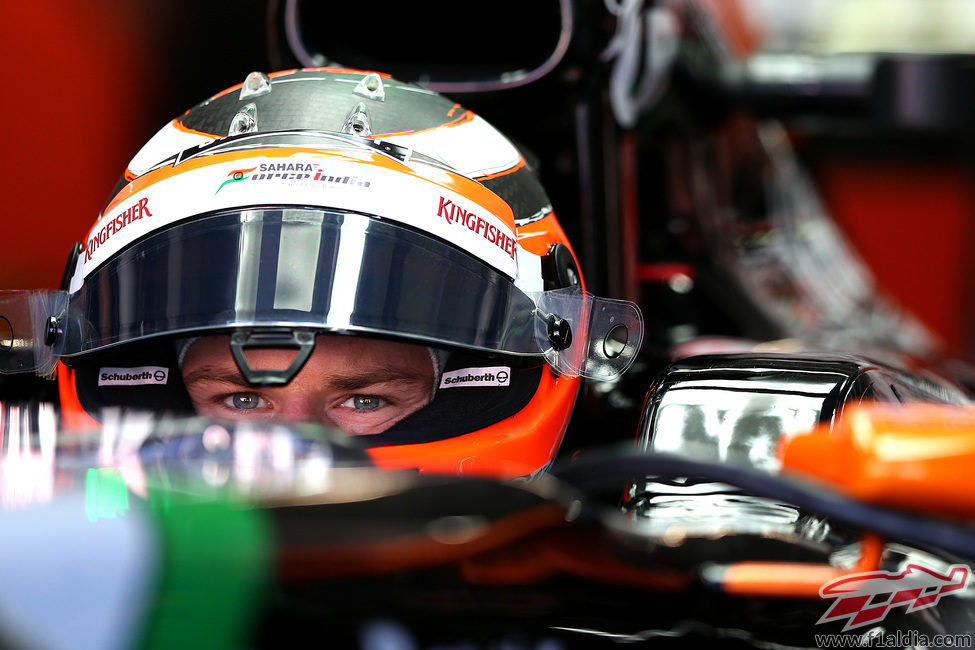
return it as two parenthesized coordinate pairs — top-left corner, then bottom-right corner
(181, 335), (434, 435)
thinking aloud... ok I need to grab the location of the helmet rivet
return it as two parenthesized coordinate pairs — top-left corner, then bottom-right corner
(228, 103), (258, 136)
(342, 103), (372, 137)
(354, 72), (386, 102)
(546, 314), (573, 351)
(541, 243), (581, 290)
(45, 316), (60, 345)
(239, 71), (272, 100)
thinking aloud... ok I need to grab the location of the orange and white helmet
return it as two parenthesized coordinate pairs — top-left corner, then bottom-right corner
(1, 68), (643, 478)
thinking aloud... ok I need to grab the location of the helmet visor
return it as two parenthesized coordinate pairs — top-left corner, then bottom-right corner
(2, 208), (642, 380)
(65, 208), (541, 359)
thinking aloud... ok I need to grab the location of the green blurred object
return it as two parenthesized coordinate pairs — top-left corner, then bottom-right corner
(85, 468), (131, 522)
(138, 491), (271, 650)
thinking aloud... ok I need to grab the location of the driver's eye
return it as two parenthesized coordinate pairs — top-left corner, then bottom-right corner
(350, 395), (383, 411)
(232, 393), (261, 410)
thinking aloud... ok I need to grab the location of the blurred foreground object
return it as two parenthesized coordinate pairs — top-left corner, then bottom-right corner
(782, 402), (975, 518)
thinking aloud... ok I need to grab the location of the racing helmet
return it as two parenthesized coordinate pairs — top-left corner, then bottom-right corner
(2, 68), (643, 478)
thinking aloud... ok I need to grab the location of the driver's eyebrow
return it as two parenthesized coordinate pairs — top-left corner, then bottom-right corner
(182, 365), (431, 391)
(327, 367), (431, 392)
(182, 366), (250, 388)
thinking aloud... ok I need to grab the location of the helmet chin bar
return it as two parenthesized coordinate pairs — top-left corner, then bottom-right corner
(229, 328), (316, 386)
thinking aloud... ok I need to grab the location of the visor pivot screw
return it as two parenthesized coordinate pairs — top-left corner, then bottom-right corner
(45, 317), (60, 345)
(546, 314), (573, 351)
(297, 331), (314, 344)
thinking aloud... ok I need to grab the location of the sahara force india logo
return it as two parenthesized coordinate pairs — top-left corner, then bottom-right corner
(818, 563), (970, 631)
(216, 163), (371, 194)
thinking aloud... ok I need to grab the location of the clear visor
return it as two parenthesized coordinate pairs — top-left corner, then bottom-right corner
(0, 209), (643, 380)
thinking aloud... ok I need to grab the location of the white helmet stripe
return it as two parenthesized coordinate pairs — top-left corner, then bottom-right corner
(383, 115), (522, 179)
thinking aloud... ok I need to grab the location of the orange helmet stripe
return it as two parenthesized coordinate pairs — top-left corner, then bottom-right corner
(100, 147), (515, 234)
